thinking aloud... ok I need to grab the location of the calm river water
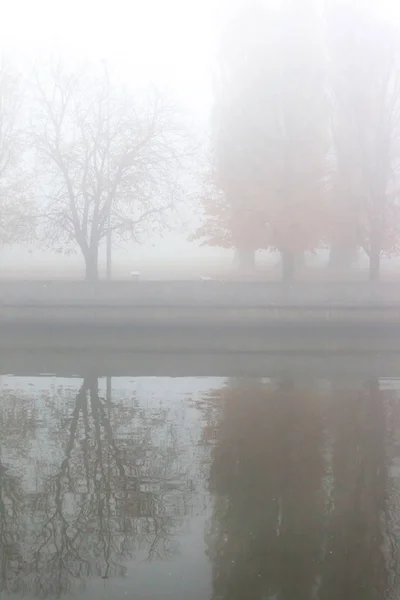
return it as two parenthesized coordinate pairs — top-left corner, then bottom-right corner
(1, 369), (400, 599)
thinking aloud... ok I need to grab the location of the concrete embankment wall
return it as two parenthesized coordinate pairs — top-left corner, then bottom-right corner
(2, 281), (400, 360)
(1, 281), (400, 326)
(2, 346), (400, 379)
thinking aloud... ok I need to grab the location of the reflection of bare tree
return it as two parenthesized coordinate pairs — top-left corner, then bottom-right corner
(0, 389), (36, 595)
(29, 376), (191, 596)
(0, 376), (192, 598)
(0, 461), (24, 595)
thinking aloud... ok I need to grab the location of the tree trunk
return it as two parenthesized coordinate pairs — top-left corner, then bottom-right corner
(281, 250), (295, 283)
(84, 247), (99, 281)
(369, 250), (380, 282)
(235, 248), (256, 270)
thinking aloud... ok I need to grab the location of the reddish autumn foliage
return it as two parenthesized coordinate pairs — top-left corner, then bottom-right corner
(194, 0), (329, 262)
(192, 187), (267, 252)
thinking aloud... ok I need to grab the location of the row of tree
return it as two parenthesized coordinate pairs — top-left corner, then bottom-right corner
(0, 59), (192, 280)
(194, 0), (400, 281)
(2, 0), (400, 282)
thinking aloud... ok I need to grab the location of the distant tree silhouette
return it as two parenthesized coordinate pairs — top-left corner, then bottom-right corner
(325, 0), (400, 280)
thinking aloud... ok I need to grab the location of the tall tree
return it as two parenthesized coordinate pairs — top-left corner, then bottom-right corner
(197, 0), (329, 280)
(32, 61), (189, 280)
(326, 0), (400, 280)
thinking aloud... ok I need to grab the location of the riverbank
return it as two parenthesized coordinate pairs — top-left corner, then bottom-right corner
(1, 323), (400, 374)
(1, 281), (400, 326)
(1, 336), (400, 378)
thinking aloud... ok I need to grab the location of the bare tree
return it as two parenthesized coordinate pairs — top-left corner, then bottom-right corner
(31, 61), (190, 280)
(0, 59), (33, 250)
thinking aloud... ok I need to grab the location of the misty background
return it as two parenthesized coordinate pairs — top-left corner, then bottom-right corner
(0, 0), (218, 277)
(1, 0), (400, 278)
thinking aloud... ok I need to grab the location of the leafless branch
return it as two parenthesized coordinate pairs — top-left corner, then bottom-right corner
(31, 60), (193, 278)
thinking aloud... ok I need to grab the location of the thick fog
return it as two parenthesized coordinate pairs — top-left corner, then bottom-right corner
(4, 4), (400, 599)
(1, 0), (400, 280)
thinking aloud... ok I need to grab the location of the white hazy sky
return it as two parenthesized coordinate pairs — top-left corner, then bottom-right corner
(1, 0), (398, 138)
(0, 0), (216, 118)
(1, 0), (400, 141)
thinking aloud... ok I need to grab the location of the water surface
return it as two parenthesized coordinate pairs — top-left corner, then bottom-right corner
(0, 372), (399, 599)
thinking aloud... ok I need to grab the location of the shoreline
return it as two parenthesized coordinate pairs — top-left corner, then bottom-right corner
(0, 280), (400, 326)
(1, 343), (400, 378)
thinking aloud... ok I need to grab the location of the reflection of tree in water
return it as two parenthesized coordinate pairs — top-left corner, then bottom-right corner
(206, 378), (391, 600)
(321, 380), (388, 600)
(0, 376), (193, 597)
(0, 462), (24, 594)
(384, 386), (400, 599)
(206, 379), (326, 600)
(0, 390), (38, 596)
